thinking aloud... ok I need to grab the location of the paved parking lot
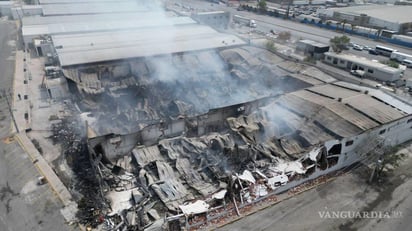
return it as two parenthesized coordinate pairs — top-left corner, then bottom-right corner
(0, 141), (72, 231)
(0, 20), (74, 231)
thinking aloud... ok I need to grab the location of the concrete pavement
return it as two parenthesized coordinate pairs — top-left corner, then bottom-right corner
(11, 49), (78, 222)
(1, 20), (74, 231)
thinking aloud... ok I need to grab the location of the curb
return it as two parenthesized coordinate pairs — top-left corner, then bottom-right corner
(14, 133), (71, 206)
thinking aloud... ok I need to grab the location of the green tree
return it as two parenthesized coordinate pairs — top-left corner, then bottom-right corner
(257, 0), (267, 13)
(329, 35), (350, 53)
(380, 60), (399, 68)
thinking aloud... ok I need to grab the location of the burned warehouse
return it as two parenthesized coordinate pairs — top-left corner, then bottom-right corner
(14, 0), (412, 230)
(87, 80), (412, 229)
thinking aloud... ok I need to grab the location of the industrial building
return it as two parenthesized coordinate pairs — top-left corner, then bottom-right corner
(317, 5), (412, 34)
(296, 39), (330, 60)
(22, 13), (197, 47)
(52, 24), (244, 67)
(11, 0), (157, 19)
(0, 1), (13, 17)
(88, 79), (412, 229)
(323, 52), (404, 82)
(15, 0), (412, 230)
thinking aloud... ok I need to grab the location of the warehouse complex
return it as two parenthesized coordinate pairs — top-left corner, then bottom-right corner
(318, 5), (412, 34)
(9, 0), (412, 230)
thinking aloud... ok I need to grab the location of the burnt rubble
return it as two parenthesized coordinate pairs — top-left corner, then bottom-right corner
(63, 47), (312, 135)
(85, 93), (343, 230)
(59, 46), (366, 230)
(51, 115), (108, 228)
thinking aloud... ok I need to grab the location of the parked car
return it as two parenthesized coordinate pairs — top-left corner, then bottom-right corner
(353, 44), (363, 51)
(350, 69), (365, 78)
(368, 49), (379, 55)
(401, 59), (412, 68)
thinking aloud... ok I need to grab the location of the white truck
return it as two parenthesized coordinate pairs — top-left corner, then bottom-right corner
(390, 51), (412, 63)
(233, 15), (257, 28)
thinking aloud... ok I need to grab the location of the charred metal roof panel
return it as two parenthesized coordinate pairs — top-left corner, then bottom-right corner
(292, 90), (380, 131)
(288, 74), (325, 86)
(325, 102), (380, 130)
(313, 106), (363, 138)
(277, 94), (321, 118)
(297, 123), (335, 146)
(132, 146), (164, 167)
(279, 94), (363, 138)
(53, 25), (246, 66)
(41, 2), (150, 16)
(308, 84), (360, 100)
(277, 60), (306, 73)
(343, 95), (406, 124)
(334, 81), (412, 114)
(299, 67), (336, 83)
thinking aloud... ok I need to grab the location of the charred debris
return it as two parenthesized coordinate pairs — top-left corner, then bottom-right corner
(63, 47), (311, 135)
(57, 47), (342, 230)
(50, 109), (108, 228)
(84, 95), (340, 230)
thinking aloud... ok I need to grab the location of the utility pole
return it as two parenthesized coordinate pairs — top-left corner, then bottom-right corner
(2, 89), (19, 133)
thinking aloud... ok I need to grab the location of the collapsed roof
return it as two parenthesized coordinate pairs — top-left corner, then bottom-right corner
(69, 46), (325, 135)
(87, 79), (412, 227)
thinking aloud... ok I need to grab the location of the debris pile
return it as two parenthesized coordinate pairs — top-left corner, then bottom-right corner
(64, 47), (312, 135)
(51, 116), (107, 228)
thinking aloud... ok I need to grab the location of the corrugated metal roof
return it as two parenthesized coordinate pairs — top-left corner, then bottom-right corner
(334, 81), (412, 114)
(343, 95), (406, 124)
(277, 82), (409, 138)
(41, 2), (150, 16)
(299, 66), (336, 83)
(329, 5), (412, 24)
(23, 16), (196, 37)
(292, 90), (379, 131)
(39, 0), (131, 4)
(53, 25), (246, 66)
(23, 12), (167, 25)
(308, 84), (360, 100)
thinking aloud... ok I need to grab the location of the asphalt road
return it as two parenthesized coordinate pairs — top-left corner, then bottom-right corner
(0, 20), (73, 231)
(0, 20), (16, 139)
(170, 0), (412, 80)
(170, 0), (412, 54)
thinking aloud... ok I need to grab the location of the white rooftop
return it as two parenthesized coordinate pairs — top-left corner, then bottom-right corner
(41, 2), (150, 16)
(23, 16), (196, 37)
(325, 52), (401, 74)
(298, 39), (329, 48)
(53, 24), (246, 66)
(22, 12), (176, 26)
(39, 0), (132, 4)
(329, 5), (412, 24)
